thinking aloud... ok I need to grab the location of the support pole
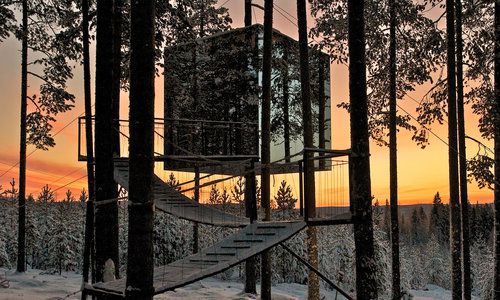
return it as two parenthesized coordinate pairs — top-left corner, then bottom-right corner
(193, 167), (200, 254)
(280, 243), (354, 300)
(244, 160), (257, 294)
(245, 160), (258, 222)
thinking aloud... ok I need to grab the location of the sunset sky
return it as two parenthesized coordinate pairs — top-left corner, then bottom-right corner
(0, 0), (494, 204)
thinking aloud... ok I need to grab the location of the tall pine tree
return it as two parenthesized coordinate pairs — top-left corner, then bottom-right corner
(347, 0), (378, 298)
(260, 0), (273, 299)
(445, 0), (463, 297)
(94, 0), (120, 282)
(297, 0), (319, 298)
(125, 0), (155, 298)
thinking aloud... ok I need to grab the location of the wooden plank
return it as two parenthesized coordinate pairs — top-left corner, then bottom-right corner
(221, 245), (252, 249)
(252, 232), (277, 236)
(257, 225), (287, 229)
(233, 239), (264, 243)
(206, 252), (236, 256)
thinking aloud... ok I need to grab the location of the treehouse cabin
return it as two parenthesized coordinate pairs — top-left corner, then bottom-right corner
(163, 24), (331, 174)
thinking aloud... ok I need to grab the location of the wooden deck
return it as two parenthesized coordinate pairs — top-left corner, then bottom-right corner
(114, 160), (249, 227)
(89, 221), (307, 296)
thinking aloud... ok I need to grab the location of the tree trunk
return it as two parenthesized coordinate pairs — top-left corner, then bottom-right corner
(125, 0), (155, 298)
(389, 0), (400, 298)
(112, 0), (123, 169)
(17, 0), (28, 273)
(493, 1), (500, 299)
(244, 4), (256, 293)
(347, 0), (377, 298)
(81, 0), (96, 296)
(244, 163), (257, 294)
(245, 0), (252, 27)
(455, 0), (471, 298)
(260, 1), (273, 299)
(111, 2), (122, 279)
(446, 1), (463, 299)
(297, 0), (319, 299)
(95, 0), (120, 284)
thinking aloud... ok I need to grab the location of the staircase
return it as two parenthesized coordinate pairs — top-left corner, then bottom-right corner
(114, 160), (249, 227)
(87, 221), (306, 297)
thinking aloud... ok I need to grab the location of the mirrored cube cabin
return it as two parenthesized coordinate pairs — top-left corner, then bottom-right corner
(164, 24), (331, 175)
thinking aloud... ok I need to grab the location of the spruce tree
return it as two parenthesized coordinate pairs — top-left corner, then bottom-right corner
(274, 180), (297, 213)
(231, 177), (245, 208)
(208, 185), (221, 205)
(0, 223), (10, 269)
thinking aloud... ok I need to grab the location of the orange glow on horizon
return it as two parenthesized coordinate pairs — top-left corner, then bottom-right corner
(0, 0), (494, 205)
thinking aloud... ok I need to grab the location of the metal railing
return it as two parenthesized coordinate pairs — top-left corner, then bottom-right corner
(78, 117), (259, 163)
(164, 118), (259, 158)
(298, 148), (353, 225)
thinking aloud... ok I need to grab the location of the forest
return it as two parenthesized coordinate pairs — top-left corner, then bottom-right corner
(0, 178), (494, 299)
(0, 179), (496, 298)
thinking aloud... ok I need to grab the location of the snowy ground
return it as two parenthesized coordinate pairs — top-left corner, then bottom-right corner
(0, 268), (471, 300)
(409, 284), (479, 300)
(0, 268), (342, 300)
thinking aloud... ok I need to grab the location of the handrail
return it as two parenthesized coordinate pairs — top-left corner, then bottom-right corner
(300, 148), (353, 225)
(78, 116), (260, 162)
(165, 118), (259, 126)
(302, 147), (351, 155)
(79, 116), (258, 127)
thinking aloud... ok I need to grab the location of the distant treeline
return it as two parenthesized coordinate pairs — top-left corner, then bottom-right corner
(374, 192), (494, 246)
(0, 183), (495, 298)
